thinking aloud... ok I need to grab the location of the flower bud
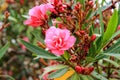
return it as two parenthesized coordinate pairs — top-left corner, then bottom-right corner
(74, 2), (82, 11)
(88, 1), (94, 7)
(91, 34), (96, 41)
(79, 30), (85, 35)
(89, 67), (94, 72)
(75, 66), (83, 73)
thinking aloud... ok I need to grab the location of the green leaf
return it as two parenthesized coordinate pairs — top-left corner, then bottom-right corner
(0, 43), (9, 59)
(103, 58), (119, 67)
(89, 42), (96, 57)
(103, 10), (118, 44)
(91, 71), (108, 80)
(21, 15), (29, 19)
(98, 7), (104, 36)
(86, 10), (93, 20)
(48, 67), (68, 79)
(8, 16), (18, 23)
(109, 30), (120, 41)
(86, 57), (95, 63)
(105, 39), (120, 53)
(70, 73), (80, 80)
(40, 65), (68, 78)
(62, 51), (70, 60)
(20, 40), (60, 59)
(79, 75), (90, 80)
(76, 0), (85, 4)
(102, 53), (120, 60)
(95, 54), (107, 61)
(31, 29), (44, 43)
(89, 2), (111, 19)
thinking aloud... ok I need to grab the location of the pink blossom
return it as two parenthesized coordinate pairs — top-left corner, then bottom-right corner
(24, 3), (54, 27)
(45, 27), (76, 56)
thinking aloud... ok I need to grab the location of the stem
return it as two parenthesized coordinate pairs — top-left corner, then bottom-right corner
(61, 55), (74, 69)
(95, 62), (100, 74)
(107, 62), (111, 78)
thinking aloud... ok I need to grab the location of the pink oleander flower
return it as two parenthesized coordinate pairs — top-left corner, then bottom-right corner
(24, 3), (54, 27)
(45, 27), (76, 56)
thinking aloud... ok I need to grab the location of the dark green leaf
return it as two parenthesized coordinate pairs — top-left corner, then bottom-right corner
(62, 51), (70, 60)
(79, 75), (90, 80)
(103, 58), (119, 67)
(98, 7), (104, 36)
(0, 43), (9, 59)
(103, 10), (118, 44)
(70, 73), (80, 80)
(20, 40), (60, 59)
(102, 53), (120, 60)
(41, 65), (68, 78)
(91, 71), (107, 80)
(105, 39), (120, 53)
(31, 29), (44, 43)
(48, 68), (68, 79)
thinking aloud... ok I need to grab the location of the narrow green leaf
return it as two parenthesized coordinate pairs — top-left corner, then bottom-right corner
(8, 16), (18, 22)
(20, 40), (60, 59)
(22, 15), (30, 19)
(86, 57), (95, 63)
(70, 73), (80, 80)
(77, 0), (85, 4)
(89, 2), (111, 19)
(103, 58), (119, 67)
(102, 53), (120, 60)
(103, 10), (118, 44)
(98, 7), (104, 35)
(48, 68), (68, 79)
(109, 30), (120, 41)
(31, 29), (44, 43)
(95, 54), (107, 61)
(62, 51), (70, 60)
(0, 43), (9, 59)
(79, 75), (90, 80)
(91, 71), (107, 80)
(89, 42), (96, 57)
(105, 39), (120, 53)
(40, 65), (68, 78)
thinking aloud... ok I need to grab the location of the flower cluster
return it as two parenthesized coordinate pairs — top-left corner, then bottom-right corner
(24, 0), (120, 79)
(75, 65), (94, 75)
(24, 0), (97, 75)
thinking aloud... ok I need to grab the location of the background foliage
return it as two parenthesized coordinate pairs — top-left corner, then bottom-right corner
(0, 0), (120, 80)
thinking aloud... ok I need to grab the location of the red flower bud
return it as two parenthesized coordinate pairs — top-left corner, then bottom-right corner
(75, 66), (83, 73)
(88, 1), (94, 7)
(91, 34), (96, 41)
(74, 2), (82, 10)
(89, 67), (94, 73)
(79, 30), (85, 35)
